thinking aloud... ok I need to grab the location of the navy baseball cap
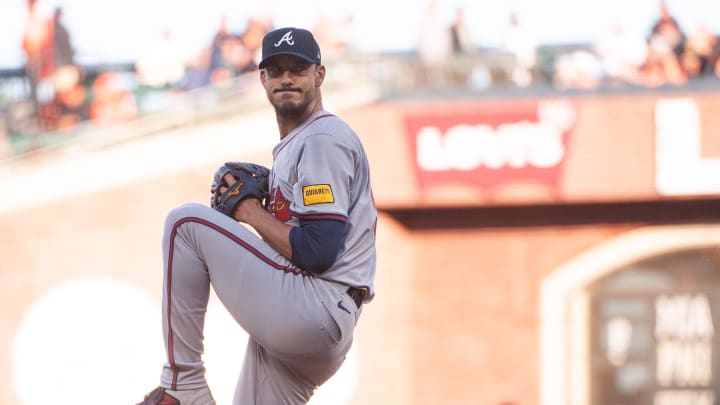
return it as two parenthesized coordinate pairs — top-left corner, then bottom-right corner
(259, 27), (321, 68)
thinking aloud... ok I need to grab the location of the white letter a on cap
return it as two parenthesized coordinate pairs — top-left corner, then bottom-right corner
(274, 31), (295, 47)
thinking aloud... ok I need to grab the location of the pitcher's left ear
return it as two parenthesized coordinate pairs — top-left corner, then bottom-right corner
(315, 65), (326, 86)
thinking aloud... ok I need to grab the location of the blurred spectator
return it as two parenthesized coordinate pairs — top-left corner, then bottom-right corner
(222, 36), (255, 75)
(52, 7), (74, 71)
(89, 72), (138, 125)
(680, 48), (703, 80)
(49, 6), (85, 131)
(447, 6), (475, 86)
(241, 17), (271, 66)
(50, 73), (88, 131)
(595, 23), (648, 86)
(209, 16), (232, 75)
(649, 19), (684, 63)
(503, 13), (537, 87)
(180, 48), (212, 91)
(135, 31), (187, 89)
(638, 38), (687, 87)
(22, 0), (53, 130)
(206, 16), (258, 86)
(649, 1), (685, 60)
(450, 7), (474, 56)
(417, 0), (453, 87)
(637, 5), (689, 90)
(643, 1), (686, 88)
(208, 16), (234, 86)
(682, 26), (718, 79)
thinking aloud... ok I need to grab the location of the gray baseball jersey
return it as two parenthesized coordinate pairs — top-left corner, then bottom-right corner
(268, 110), (377, 297)
(156, 110), (377, 404)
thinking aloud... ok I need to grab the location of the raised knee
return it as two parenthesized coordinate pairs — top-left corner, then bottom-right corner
(164, 202), (208, 229)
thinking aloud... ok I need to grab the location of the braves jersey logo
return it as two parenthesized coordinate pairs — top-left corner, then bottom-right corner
(274, 31), (295, 47)
(268, 187), (292, 222)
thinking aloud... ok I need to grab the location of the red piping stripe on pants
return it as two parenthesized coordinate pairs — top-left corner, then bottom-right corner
(165, 216), (310, 389)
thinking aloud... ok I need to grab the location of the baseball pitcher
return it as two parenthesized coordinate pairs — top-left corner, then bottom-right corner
(137, 27), (377, 405)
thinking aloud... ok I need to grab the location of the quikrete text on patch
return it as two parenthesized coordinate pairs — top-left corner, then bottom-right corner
(302, 184), (334, 205)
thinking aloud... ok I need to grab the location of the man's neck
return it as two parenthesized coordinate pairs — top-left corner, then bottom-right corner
(277, 100), (323, 138)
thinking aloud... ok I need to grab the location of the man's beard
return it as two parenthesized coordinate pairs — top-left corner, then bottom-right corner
(272, 94), (310, 119)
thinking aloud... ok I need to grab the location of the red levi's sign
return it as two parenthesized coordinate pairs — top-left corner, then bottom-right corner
(405, 100), (577, 194)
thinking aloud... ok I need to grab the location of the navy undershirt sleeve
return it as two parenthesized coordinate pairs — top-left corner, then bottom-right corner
(289, 218), (346, 274)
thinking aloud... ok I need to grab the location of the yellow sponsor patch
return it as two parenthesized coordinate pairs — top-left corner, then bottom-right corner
(302, 184), (334, 205)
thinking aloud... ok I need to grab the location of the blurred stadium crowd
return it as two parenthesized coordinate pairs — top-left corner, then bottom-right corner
(1, 0), (719, 157)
